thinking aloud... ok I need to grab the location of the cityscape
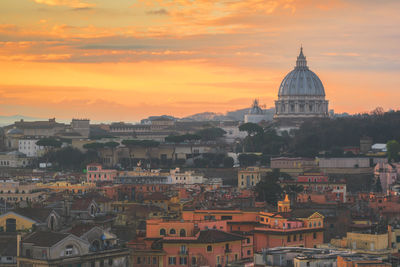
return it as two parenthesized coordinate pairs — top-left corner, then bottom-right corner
(1, 1), (400, 267)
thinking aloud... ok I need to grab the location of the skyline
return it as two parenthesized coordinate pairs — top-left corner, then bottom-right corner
(1, 0), (399, 121)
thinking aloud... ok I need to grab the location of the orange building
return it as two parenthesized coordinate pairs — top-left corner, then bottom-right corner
(253, 195), (324, 251)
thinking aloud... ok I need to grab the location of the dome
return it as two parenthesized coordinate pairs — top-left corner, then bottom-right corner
(7, 128), (23, 135)
(278, 47), (325, 97)
(249, 99), (264, 114)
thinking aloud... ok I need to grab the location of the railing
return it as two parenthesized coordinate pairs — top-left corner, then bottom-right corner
(225, 248), (232, 253)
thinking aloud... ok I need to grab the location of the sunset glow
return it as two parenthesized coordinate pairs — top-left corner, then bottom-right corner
(1, 0), (399, 121)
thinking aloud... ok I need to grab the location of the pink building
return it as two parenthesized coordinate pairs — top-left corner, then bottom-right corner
(374, 163), (397, 194)
(86, 163), (117, 183)
(297, 174), (328, 183)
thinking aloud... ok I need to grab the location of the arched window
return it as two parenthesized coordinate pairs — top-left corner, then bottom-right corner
(160, 228), (166, 236)
(170, 228), (176, 235)
(6, 218), (16, 232)
(50, 216), (55, 231)
(180, 229), (186, 237)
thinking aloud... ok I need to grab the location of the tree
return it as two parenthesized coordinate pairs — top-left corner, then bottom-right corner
(36, 138), (62, 166)
(196, 127), (226, 141)
(254, 169), (285, 205)
(238, 153), (259, 167)
(122, 140), (142, 168)
(223, 157), (234, 168)
(239, 123), (263, 136)
(36, 138), (62, 148)
(104, 141), (119, 167)
(387, 140), (400, 162)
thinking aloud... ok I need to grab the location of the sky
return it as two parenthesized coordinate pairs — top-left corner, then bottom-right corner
(0, 0), (399, 122)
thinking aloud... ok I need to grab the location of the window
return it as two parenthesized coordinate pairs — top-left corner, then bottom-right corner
(65, 245), (73, 256)
(153, 257), (157, 265)
(180, 245), (187, 253)
(160, 228), (166, 236)
(168, 257), (176, 265)
(293, 235), (297, 241)
(313, 232), (317, 239)
(179, 257), (187, 265)
(247, 250), (251, 255)
(137, 257), (141, 264)
(180, 229), (186, 237)
(170, 228), (176, 235)
(207, 245), (212, 252)
(246, 238), (251, 244)
(221, 216), (233, 220)
(108, 258), (113, 265)
(287, 236), (291, 242)
(261, 217), (265, 222)
(192, 257), (197, 265)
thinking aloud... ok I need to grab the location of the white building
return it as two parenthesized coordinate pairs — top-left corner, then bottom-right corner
(220, 123), (248, 144)
(168, 168), (204, 184)
(18, 139), (44, 157)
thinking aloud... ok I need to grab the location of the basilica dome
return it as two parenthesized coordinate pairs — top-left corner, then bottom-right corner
(274, 47), (329, 123)
(278, 49), (325, 97)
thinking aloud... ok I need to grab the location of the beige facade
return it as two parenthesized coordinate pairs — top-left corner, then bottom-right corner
(238, 167), (261, 188)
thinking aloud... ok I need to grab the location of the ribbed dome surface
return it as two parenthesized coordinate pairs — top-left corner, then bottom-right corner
(278, 47), (325, 97)
(278, 69), (325, 96)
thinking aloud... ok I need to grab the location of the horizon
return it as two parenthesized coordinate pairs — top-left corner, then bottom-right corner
(1, 0), (399, 121)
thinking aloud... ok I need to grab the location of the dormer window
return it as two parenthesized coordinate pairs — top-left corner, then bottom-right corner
(65, 245), (73, 256)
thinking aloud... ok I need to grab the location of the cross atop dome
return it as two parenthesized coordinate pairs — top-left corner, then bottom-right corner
(296, 45), (308, 69)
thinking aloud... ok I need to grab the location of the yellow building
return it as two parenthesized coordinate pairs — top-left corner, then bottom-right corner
(331, 229), (394, 256)
(0, 212), (37, 232)
(0, 208), (60, 232)
(37, 181), (96, 193)
(238, 167), (262, 189)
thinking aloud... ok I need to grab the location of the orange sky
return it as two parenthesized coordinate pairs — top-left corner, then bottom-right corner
(0, 0), (399, 122)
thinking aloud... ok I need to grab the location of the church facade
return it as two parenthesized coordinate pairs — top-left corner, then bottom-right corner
(274, 47), (329, 129)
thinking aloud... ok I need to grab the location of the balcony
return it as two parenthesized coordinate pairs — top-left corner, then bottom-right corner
(225, 248), (232, 253)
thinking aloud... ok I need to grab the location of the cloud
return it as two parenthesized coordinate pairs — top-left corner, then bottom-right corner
(32, 0), (95, 9)
(146, 8), (169, 15)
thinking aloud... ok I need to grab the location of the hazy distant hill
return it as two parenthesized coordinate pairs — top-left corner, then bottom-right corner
(183, 108), (275, 122)
(182, 112), (228, 121)
(0, 115), (43, 126)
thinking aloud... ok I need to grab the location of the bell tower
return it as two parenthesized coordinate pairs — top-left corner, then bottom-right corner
(278, 194), (291, 213)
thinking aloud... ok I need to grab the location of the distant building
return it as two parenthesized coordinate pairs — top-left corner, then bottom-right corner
(374, 163), (397, 194)
(18, 231), (129, 267)
(238, 167), (262, 189)
(0, 151), (31, 168)
(18, 138), (44, 157)
(270, 157), (316, 169)
(86, 164), (117, 183)
(71, 118), (90, 138)
(168, 168), (204, 184)
(244, 99), (272, 123)
(318, 157), (370, 168)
